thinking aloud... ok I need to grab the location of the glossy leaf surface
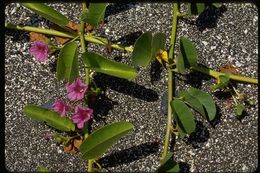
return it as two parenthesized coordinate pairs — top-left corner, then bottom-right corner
(82, 52), (137, 80)
(57, 41), (79, 83)
(179, 90), (207, 119)
(81, 3), (108, 27)
(187, 87), (216, 121)
(24, 104), (75, 132)
(171, 100), (196, 134)
(132, 32), (153, 67)
(180, 37), (198, 67)
(79, 121), (134, 160)
(21, 3), (69, 26)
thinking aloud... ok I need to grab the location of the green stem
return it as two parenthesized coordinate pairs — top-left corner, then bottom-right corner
(5, 22), (133, 52)
(88, 160), (93, 172)
(84, 34), (133, 52)
(5, 23), (258, 85)
(79, 4), (90, 85)
(161, 1), (178, 161)
(190, 66), (258, 84)
(5, 22), (76, 38)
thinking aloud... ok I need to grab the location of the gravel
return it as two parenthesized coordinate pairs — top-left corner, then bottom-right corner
(5, 3), (258, 172)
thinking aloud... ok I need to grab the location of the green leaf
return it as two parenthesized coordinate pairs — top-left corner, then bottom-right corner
(236, 104), (245, 116)
(210, 74), (230, 90)
(79, 121), (134, 160)
(57, 41), (79, 83)
(171, 100), (196, 134)
(156, 152), (180, 172)
(187, 3), (205, 15)
(151, 32), (167, 59)
(21, 3), (69, 26)
(175, 52), (189, 74)
(180, 37), (198, 67)
(212, 3), (223, 8)
(178, 90), (207, 119)
(81, 3), (108, 27)
(82, 52), (137, 80)
(132, 32), (153, 67)
(24, 104), (75, 132)
(196, 3), (206, 14)
(187, 87), (216, 121)
(37, 166), (50, 172)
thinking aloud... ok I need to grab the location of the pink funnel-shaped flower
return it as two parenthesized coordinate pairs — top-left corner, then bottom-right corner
(29, 41), (49, 62)
(72, 105), (93, 129)
(66, 78), (88, 101)
(52, 100), (69, 116)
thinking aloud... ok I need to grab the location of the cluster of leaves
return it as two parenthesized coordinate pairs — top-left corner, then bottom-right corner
(9, 2), (256, 172)
(21, 3), (136, 169)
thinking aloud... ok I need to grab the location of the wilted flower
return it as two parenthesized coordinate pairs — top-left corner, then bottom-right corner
(156, 49), (168, 64)
(29, 41), (49, 62)
(52, 100), (69, 116)
(66, 78), (88, 101)
(72, 105), (93, 129)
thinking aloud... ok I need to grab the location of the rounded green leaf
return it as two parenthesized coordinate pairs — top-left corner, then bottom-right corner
(187, 87), (216, 121)
(82, 52), (137, 80)
(151, 32), (166, 59)
(79, 121), (134, 160)
(156, 152), (180, 172)
(180, 37), (198, 67)
(57, 41), (79, 83)
(132, 32), (153, 67)
(24, 104), (75, 132)
(21, 3), (69, 26)
(81, 3), (108, 27)
(171, 100), (196, 134)
(178, 90), (206, 119)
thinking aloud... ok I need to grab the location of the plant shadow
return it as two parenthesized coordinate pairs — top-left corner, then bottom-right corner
(88, 93), (118, 122)
(185, 70), (212, 89)
(114, 31), (143, 46)
(209, 104), (222, 128)
(150, 60), (163, 85)
(183, 120), (210, 148)
(5, 29), (29, 42)
(94, 73), (159, 102)
(178, 161), (190, 172)
(98, 141), (159, 168)
(104, 3), (137, 18)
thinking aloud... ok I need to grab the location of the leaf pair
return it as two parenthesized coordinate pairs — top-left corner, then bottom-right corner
(176, 37), (198, 74)
(171, 87), (216, 136)
(132, 32), (166, 67)
(23, 105), (75, 132)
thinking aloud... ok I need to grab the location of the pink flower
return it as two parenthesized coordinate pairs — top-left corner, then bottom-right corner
(72, 105), (93, 129)
(66, 78), (88, 101)
(52, 100), (69, 116)
(29, 41), (49, 62)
